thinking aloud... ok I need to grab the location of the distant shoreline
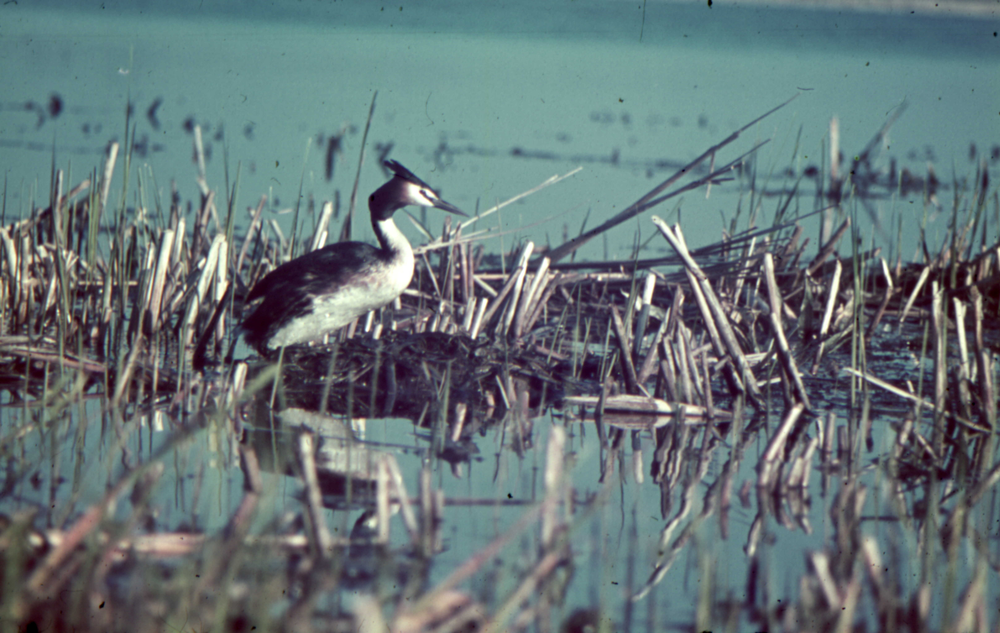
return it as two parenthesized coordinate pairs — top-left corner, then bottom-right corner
(701, 0), (998, 19)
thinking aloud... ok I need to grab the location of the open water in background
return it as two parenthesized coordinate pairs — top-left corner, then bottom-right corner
(2, 0), (998, 263)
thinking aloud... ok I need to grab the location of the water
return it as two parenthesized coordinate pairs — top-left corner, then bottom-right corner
(2, 1), (997, 263)
(3, 332), (994, 631)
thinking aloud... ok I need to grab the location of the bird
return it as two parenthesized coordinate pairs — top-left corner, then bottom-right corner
(241, 160), (466, 354)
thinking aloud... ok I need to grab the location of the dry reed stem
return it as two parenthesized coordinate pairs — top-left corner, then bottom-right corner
(931, 281), (948, 455)
(808, 218), (850, 277)
(0, 345), (106, 374)
(547, 94), (797, 263)
(111, 328), (144, 406)
(479, 241), (530, 331)
(193, 125), (208, 196)
(653, 217), (762, 404)
(341, 91), (378, 240)
(675, 324), (697, 403)
(633, 271), (657, 354)
(521, 271), (559, 335)
(234, 194), (267, 275)
(469, 297), (489, 339)
(763, 253), (811, 409)
(730, 235), (756, 313)
(898, 264), (930, 327)
(98, 142), (119, 215)
(460, 296), (477, 333)
(513, 256), (549, 338)
(819, 259), (843, 339)
(972, 295), (997, 434)
(499, 242), (533, 337)
(699, 349), (714, 418)
(310, 200), (334, 252)
(610, 304), (640, 394)
(184, 235), (227, 346)
(953, 297), (974, 421)
(659, 351), (679, 402)
(459, 240), (472, 305)
(451, 401), (467, 442)
(865, 257), (895, 337)
(211, 238), (230, 345)
(148, 229), (175, 333)
(196, 189), (218, 248)
(450, 167), (582, 234)
(635, 311), (669, 388)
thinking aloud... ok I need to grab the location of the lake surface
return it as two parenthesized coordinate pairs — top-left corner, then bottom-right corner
(3, 323), (996, 631)
(2, 0), (997, 263)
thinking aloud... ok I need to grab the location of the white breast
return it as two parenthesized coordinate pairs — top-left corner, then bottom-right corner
(266, 242), (415, 350)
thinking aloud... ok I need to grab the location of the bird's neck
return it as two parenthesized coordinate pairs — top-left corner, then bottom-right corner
(372, 215), (412, 260)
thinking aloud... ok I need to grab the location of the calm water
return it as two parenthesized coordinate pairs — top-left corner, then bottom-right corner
(2, 1), (998, 262)
(3, 334), (995, 630)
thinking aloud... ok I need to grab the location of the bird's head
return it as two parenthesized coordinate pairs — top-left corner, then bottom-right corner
(368, 160), (467, 221)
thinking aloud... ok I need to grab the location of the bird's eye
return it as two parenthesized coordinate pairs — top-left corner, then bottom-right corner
(368, 193), (375, 202)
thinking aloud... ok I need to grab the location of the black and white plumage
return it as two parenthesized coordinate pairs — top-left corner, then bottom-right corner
(241, 160), (465, 354)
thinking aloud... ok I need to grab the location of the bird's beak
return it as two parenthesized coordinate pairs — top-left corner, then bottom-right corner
(431, 197), (468, 217)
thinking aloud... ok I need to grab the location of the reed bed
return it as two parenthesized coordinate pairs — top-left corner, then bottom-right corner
(0, 97), (998, 632)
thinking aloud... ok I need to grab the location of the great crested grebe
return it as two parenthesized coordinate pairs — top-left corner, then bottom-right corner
(241, 160), (466, 354)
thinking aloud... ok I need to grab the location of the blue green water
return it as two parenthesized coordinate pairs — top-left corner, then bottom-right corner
(2, 1), (997, 262)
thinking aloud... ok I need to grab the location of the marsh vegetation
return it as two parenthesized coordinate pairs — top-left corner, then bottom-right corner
(0, 96), (997, 633)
